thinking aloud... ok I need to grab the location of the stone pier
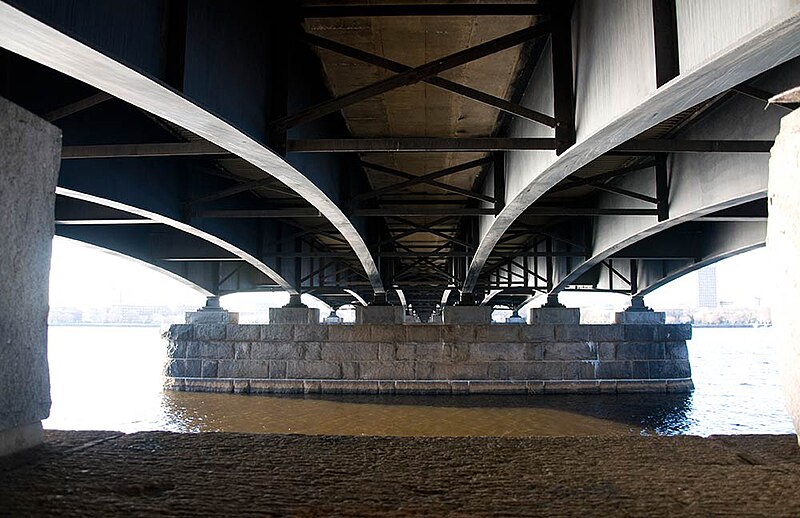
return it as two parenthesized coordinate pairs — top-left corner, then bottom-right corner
(164, 321), (693, 395)
(0, 98), (61, 455)
(768, 92), (800, 437)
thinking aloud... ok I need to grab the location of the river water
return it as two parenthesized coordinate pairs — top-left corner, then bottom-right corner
(43, 326), (794, 437)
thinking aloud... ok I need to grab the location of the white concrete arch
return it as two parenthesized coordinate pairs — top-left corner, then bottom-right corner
(0, 3), (384, 294)
(57, 187), (296, 294)
(639, 243), (764, 298)
(551, 41), (792, 293)
(464, 2), (800, 292)
(52, 235), (214, 299)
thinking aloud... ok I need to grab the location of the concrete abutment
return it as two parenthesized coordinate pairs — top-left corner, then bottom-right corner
(768, 99), (800, 439)
(164, 321), (693, 395)
(0, 97), (61, 455)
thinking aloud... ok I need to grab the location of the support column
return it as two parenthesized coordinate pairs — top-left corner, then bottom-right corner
(355, 292), (404, 324)
(269, 293), (320, 324)
(442, 291), (493, 324)
(767, 91), (800, 439)
(323, 309), (342, 324)
(505, 309), (526, 324)
(529, 294), (580, 324)
(614, 295), (665, 324)
(185, 296), (239, 324)
(0, 98), (61, 456)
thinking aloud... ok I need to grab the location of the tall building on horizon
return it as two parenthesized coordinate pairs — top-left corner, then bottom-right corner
(697, 265), (718, 308)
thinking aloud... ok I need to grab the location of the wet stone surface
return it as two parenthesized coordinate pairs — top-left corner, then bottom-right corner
(1, 430), (800, 516)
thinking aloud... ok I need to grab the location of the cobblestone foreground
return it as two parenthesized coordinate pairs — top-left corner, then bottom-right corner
(1, 431), (800, 516)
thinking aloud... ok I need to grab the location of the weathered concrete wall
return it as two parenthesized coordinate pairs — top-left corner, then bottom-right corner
(502, 39), (556, 208)
(676, 0), (800, 74)
(164, 323), (692, 395)
(0, 97), (61, 455)
(485, 0), (658, 243)
(573, 0), (656, 139)
(768, 107), (800, 437)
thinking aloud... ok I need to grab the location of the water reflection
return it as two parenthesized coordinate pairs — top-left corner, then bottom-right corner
(43, 326), (793, 436)
(159, 391), (692, 436)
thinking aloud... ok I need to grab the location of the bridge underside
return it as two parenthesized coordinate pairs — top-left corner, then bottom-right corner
(0, 1), (798, 321)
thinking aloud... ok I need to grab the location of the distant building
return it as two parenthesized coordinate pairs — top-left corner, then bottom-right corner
(697, 265), (718, 308)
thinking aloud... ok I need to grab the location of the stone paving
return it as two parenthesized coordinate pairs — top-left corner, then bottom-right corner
(1, 431), (800, 516)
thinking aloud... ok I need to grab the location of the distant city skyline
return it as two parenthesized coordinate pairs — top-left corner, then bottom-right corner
(50, 237), (770, 313)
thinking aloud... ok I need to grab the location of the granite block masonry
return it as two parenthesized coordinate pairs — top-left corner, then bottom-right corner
(165, 322), (693, 395)
(768, 98), (800, 439)
(0, 97), (61, 455)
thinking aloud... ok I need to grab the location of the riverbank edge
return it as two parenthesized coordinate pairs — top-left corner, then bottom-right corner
(164, 376), (694, 395)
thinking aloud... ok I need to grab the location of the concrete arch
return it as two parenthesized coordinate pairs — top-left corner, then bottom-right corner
(464, 2), (800, 293)
(638, 243), (764, 298)
(550, 52), (794, 293)
(0, 3), (383, 294)
(52, 235), (213, 299)
(57, 187), (295, 294)
(578, 214), (767, 295)
(554, 192), (767, 294)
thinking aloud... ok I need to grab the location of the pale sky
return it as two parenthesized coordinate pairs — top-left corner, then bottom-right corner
(49, 236), (769, 311)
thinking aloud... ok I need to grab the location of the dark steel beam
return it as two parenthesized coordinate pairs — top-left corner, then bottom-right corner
(62, 141), (228, 159)
(393, 244), (463, 249)
(163, 0), (188, 91)
(700, 216), (768, 222)
(523, 207), (659, 217)
(373, 198), (469, 205)
(387, 227), (461, 232)
(353, 208), (496, 217)
(612, 139), (773, 154)
(655, 155), (670, 221)
(494, 152), (506, 215)
(289, 138), (558, 153)
(492, 251), (584, 258)
(44, 92), (113, 122)
(258, 252), (358, 259)
(356, 156), (494, 201)
(407, 258), (458, 283)
(550, 160), (658, 193)
(610, 254), (698, 260)
(385, 216), (473, 249)
(591, 184), (658, 205)
(700, 198), (768, 221)
(300, 32), (556, 128)
(601, 260), (632, 288)
(267, 6), (295, 155)
(652, 0), (679, 88)
(301, 4), (551, 17)
(732, 83), (797, 112)
(360, 159), (495, 203)
(159, 257), (242, 262)
(482, 287), (544, 295)
(552, 1), (575, 154)
(275, 23), (551, 129)
(378, 216), (457, 247)
(265, 223), (335, 250)
(507, 222), (585, 250)
(55, 219), (158, 225)
(187, 179), (277, 206)
(195, 209), (321, 218)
